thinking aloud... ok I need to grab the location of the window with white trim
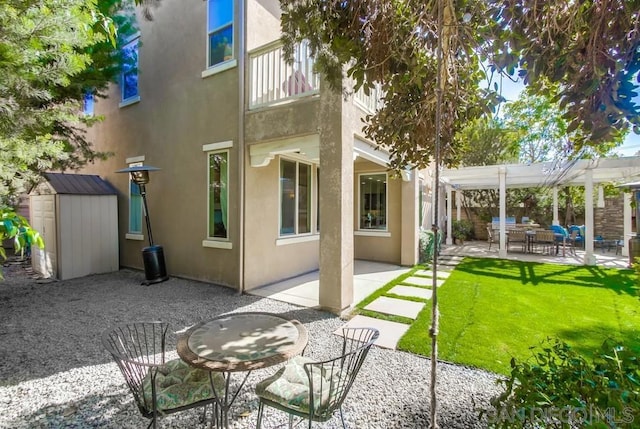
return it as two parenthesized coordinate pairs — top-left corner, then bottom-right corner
(280, 159), (312, 236)
(207, 0), (233, 68)
(128, 162), (143, 234)
(359, 173), (387, 230)
(208, 151), (229, 239)
(121, 37), (139, 102)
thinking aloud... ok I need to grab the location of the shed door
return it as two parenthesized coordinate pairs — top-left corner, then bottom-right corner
(30, 195), (57, 278)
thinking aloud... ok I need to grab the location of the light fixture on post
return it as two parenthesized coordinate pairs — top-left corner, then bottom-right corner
(116, 165), (169, 285)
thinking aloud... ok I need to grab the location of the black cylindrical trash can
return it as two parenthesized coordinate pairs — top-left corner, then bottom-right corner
(142, 245), (169, 285)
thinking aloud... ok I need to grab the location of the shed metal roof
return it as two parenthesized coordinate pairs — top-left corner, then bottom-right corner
(42, 173), (118, 195)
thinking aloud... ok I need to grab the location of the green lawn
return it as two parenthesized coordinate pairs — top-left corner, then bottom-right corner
(360, 258), (640, 375)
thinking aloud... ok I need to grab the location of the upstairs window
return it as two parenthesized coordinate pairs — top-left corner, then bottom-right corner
(207, 0), (233, 68)
(121, 37), (140, 103)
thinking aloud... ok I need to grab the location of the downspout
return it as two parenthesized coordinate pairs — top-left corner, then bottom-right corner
(237, 0), (246, 295)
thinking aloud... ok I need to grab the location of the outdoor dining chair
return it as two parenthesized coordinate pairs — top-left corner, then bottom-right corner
(534, 230), (556, 255)
(254, 327), (379, 429)
(507, 229), (527, 253)
(102, 321), (224, 429)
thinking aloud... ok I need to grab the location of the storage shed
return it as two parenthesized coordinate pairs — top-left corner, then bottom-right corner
(29, 173), (119, 280)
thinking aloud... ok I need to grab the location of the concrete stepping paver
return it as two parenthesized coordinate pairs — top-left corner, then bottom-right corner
(364, 296), (425, 319)
(403, 276), (445, 288)
(336, 315), (410, 349)
(440, 255), (464, 261)
(388, 285), (432, 300)
(418, 270), (450, 279)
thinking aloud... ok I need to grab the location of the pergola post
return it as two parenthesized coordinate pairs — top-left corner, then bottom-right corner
(552, 186), (559, 225)
(584, 169), (596, 265)
(446, 186), (453, 245)
(499, 166), (507, 258)
(623, 191), (632, 257)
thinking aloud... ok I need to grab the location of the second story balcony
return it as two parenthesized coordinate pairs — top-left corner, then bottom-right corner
(248, 40), (320, 110)
(248, 39), (384, 114)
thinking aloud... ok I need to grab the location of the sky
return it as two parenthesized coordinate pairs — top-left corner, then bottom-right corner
(496, 76), (640, 157)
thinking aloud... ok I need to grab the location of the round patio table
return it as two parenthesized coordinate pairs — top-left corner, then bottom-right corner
(177, 312), (308, 429)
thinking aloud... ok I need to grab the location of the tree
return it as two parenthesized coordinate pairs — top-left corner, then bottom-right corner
(0, 0), (135, 206)
(503, 86), (624, 164)
(276, 2), (639, 427)
(487, 0), (640, 151)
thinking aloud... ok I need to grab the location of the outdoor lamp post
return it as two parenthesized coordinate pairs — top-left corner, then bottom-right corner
(116, 165), (169, 285)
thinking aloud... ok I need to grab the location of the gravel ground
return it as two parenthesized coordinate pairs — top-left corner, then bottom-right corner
(0, 258), (503, 428)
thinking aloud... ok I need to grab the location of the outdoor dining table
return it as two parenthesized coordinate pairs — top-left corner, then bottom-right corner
(177, 311), (308, 429)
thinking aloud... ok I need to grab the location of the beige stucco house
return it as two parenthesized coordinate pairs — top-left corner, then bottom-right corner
(82, 0), (431, 313)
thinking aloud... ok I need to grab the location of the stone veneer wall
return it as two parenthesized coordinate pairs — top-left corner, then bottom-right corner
(455, 194), (629, 241)
(594, 195), (626, 240)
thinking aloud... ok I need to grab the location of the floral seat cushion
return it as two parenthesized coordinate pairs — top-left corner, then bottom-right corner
(255, 356), (338, 414)
(141, 359), (223, 411)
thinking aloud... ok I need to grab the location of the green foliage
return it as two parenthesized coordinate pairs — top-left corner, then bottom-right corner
(277, 0), (639, 172)
(487, 338), (640, 428)
(419, 229), (442, 263)
(452, 219), (474, 241)
(456, 116), (519, 166)
(633, 257), (640, 290)
(486, 0), (640, 150)
(279, 0), (502, 171)
(0, 208), (44, 278)
(0, 0), (135, 205)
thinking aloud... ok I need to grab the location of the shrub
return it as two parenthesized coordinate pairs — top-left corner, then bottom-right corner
(419, 229), (442, 263)
(452, 219), (474, 241)
(0, 208), (43, 277)
(486, 337), (640, 428)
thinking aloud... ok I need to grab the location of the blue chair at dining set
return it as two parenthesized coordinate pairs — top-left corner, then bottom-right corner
(550, 224), (587, 254)
(567, 225), (585, 248)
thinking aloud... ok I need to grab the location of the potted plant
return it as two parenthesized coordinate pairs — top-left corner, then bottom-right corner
(452, 219), (473, 245)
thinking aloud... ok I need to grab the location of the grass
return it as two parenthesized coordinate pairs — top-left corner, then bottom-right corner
(356, 258), (640, 375)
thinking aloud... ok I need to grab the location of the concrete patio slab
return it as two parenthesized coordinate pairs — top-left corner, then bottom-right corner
(335, 315), (410, 349)
(403, 276), (445, 288)
(364, 296), (425, 319)
(388, 285), (432, 300)
(250, 260), (410, 308)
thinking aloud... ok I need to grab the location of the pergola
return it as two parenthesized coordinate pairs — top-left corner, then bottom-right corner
(440, 156), (640, 263)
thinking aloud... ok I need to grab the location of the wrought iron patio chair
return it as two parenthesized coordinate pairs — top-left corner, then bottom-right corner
(102, 321), (223, 429)
(255, 327), (379, 429)
(487, 227), (497, 250)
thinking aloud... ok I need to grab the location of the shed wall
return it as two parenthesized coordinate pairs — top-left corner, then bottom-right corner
(57, 195), (119, 280)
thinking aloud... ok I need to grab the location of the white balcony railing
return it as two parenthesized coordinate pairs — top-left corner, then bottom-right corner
(354, 82), (384, 114)
(248, 40), (319, 109)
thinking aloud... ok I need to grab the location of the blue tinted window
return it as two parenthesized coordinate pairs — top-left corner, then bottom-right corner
(207, 0), (233, 67)
(209, 25), (233, 67)
(208, 0), (233, 32)
(83, 92), (94, 116)
(121, 38), (139, 101)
